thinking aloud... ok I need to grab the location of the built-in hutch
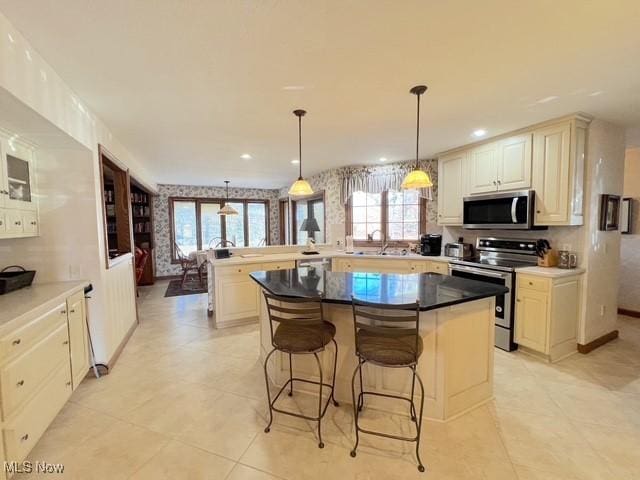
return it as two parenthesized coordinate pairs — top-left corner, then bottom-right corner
(130, 181), (155, 285)
(0, 132), (39, 239)
(437, 114), (590, 227)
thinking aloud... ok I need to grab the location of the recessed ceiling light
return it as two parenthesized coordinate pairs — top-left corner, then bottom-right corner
(379, 157), (388, 162)
(588, 90), (604, 97)
(472, 129), (487, 138)
(7, 33), (15, 43)
(240, 153), (252, 159)
(282, 86), (305, 91)
(291, 159), (300, 164)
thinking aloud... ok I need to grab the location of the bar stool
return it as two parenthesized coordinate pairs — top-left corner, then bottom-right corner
(262, 292), (339, 448)
(349, 297), (426, 472)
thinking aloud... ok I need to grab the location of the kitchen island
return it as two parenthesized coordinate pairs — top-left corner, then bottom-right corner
(251, 267), (508, 422)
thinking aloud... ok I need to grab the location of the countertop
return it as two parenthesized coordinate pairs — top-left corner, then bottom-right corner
(515, 266), (586, 278)
(0, 281), (88, 329)
(207, 249), (452, 267)
(250, 267), (508, 311)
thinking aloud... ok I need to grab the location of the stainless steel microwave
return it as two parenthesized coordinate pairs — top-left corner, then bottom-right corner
(463, 190), (540, 230)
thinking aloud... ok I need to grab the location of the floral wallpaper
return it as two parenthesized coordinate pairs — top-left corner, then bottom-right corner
(155, 159), (440, 276)
(154, 184), (281, 276)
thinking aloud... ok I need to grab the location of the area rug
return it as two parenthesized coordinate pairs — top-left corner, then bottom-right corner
(164, 278), (207, 297)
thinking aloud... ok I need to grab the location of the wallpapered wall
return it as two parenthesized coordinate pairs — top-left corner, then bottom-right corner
(153, 184), (280, 276)
(154, 159), (440, 276)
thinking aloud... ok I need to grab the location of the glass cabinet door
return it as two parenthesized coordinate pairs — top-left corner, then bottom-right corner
(3, 141), (36, 211)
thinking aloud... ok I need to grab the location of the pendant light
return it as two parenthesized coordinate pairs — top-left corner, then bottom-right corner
(218, 180), (239, 215)
(401, 85), (433, 190)
(288, 109), (314, 196)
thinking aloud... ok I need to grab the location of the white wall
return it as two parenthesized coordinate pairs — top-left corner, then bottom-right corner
(0, 10), (156, 364)
(618, 147), (640, 312)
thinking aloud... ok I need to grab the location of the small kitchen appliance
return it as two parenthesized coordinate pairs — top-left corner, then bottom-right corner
(444, 237), (474, 259)
(420, 234), (442, 256)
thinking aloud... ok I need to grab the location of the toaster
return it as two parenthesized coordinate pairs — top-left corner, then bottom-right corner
(444, 241), (474, 259)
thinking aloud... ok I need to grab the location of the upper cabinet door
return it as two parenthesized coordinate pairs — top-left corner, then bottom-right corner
(3, 140), (36, 212)
(437, 152), (465, 225)
(497, 134), (532, 191)
(532, 123), (571, 224)
(0, 140), (5, 209)
(467, 142), (499, 194)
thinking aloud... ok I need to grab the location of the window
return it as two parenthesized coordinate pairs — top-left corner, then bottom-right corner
(170, 197), (269, 261)
(291, 192), (326, 245)
(347, 189), (425, 245)
(279, 199), (290, 245)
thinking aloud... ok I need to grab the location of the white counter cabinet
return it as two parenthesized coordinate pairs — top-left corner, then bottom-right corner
(514, 272), (583, 362)
(0, 282), (90, 467)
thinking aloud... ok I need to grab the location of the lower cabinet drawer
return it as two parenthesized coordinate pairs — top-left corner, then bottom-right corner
(0, 304), (67, 363)
(1, 324), (70, 419)
(262, 261), (295, 271)
(3, 364), (72, 463)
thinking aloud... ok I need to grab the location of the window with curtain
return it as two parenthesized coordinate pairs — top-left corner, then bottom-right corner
(170, 197), (269, 261)
(347, 189), (424, 245)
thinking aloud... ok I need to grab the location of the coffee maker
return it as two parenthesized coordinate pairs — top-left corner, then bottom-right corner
(420, 234), (442, 256)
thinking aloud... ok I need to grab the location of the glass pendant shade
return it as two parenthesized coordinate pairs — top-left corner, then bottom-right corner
(288, 178), (314, 196)
(401, 169), (433, 189)
(288, 109), (314, 197)
(401, 84), (431, 190)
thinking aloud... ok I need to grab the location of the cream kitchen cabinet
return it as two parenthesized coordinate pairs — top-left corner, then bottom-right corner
(346, 258), (411, 274)
(515, 273), (581, 362)
(67, 291), (90, 389)
(467, 134), (532, 194)
(532, 117), (588, 226)
(437, 151), (465, 225)
(409, 260), (448, 274)
(467, 142), (500, 194)
(0, 134), (39, 239)
(213, 261), (295, 329)
(0, 283), (89, 466)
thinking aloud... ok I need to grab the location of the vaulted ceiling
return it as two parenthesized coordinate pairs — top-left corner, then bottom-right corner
(1, 0), (639, 187)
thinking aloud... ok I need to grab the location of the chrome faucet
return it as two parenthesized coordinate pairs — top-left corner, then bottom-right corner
(367, 229), (389, 254)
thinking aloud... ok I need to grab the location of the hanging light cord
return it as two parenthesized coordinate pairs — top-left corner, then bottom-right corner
(415, 91), (421, 169)
(298, 113), (303, 180)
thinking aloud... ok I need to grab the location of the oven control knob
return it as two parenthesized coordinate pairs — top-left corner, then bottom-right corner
(519, 243), (525, 248)
(496, 306), (503, 313)
(527, 244), (534, 249)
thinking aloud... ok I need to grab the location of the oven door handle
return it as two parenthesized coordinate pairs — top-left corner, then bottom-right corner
(450, 264), (510, 279)
(511, 197), (519, 224)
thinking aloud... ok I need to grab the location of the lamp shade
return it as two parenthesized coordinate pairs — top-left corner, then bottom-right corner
(217, 204), (238, 216)
(288, 178), (314, 197)
(299, 217), (320, 233)
(401, 169), (433, 190)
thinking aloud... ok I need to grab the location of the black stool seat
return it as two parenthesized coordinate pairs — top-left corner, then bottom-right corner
(357, 330), (423, 366)
(274, 321), (336, 352)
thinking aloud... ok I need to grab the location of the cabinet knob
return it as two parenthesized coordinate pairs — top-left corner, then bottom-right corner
(31, 221), (37, 225)
(516, 298), (521, 302)
(12, 339), (21, 346)
(63, 340), (69, 345)
(16, 379), (24, 387)
(15, 221), (21, 226)
(61, 310), (67, 315)
(536, 210), (541, 214)
(528, 281), (533, 286)
(20, 434), (29, 442)
(237, 269), (241, 273)
(66, 381), (72, 387)
(70, 309), (76, 313)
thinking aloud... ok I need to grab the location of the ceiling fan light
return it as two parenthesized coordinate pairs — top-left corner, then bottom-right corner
(288, 178), (314, 196)
(401, 169), (433, 190)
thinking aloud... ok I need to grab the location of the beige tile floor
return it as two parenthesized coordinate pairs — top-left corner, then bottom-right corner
(16, 280), (640, 479)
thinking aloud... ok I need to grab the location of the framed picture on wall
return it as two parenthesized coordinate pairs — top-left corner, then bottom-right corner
(599, 194), (621, 231)
(621, 197), (632, 234)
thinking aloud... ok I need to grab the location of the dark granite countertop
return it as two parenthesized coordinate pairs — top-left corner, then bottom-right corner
(250, 266), (509, 311)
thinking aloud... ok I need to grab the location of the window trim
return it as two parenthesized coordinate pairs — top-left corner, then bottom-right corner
(345, 190), (427, 247)
(169, 196), (270, 263)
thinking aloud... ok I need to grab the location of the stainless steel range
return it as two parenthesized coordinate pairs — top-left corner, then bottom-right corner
(448, 237), (539, 351)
